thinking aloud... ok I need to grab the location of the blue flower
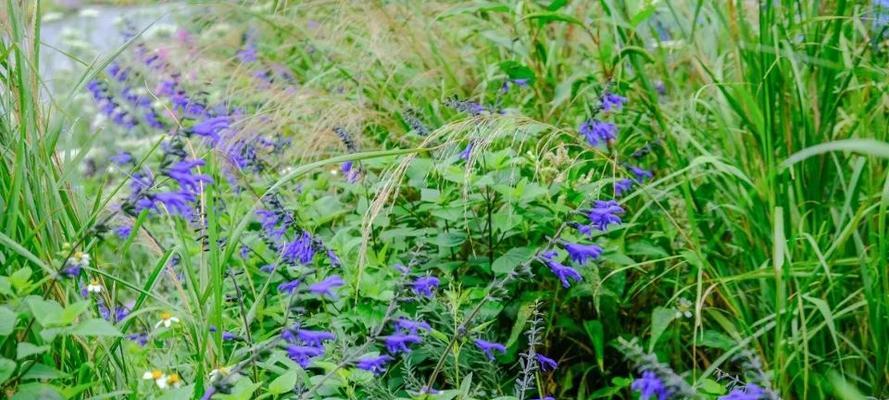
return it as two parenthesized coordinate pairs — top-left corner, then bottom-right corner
(384, 334), (422, 354)
(256, 209), (286, 242)
(446, 98), (486, 116)
(297, 329), (336, 346)
(356, 355), (393, 375)
(564, 243), (603, 265)
(114, 224), (132, 239)
(191, 116), (230, 143)
(237, 43), (257, 63)
(110, 151), (133, 166)
(459, 143), (473, 160)
(579, 120), (617, 146)
(172, 93), (207, 117)
(536, 353), (558, 371)
(165, 159), (213, 193)
(412, 276), (440, 297)
(135, 191), (196, 219)
(127, 332), (149, 346)
(277, 279), (301, 294)
(631, 371), (671, 400)
(614, 178), (634, 197)
(285, 345), (324, 368)
(326, 249), (342, 268)
(545, 260), (582, 288)
(341, 161), (359, 183)
(601, 92), (627, 112)
(309, 275), (345, 298)
(474, 339), (506, 360)
(719, 384), (766, 400)
(281, 231), (315, 265)
(394, 318), (431, 334)
(587, 200), (624, 231)
(630, 165), (653, 181)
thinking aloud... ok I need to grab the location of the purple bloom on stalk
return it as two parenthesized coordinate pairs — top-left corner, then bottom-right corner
(579, 120), (617, 147)
(222, 331), (237, 341)
(260, 264), (276, 273)
(587, 200), (624, 231)
(341, 161), (359, 183)
(394, 318), (431, 334)
(546, 260), (582, 288)
(631, 371), (671, 400)
(412, 276), (440, 297)
(309, 275), (345, 298)
(459, 143), (473, 160)
(165, 159), (212, 193)
(127, 332), (149, 346)
(326, 249), (342, 268)
(172, 93), (206, 117)
(144, 110), (165, 129)
(256, 209), (285, 241)
(564, 243), (603, 265)
(356, 355), (392, 375)
(630, 165), (653, 181)
(237, 43), (257, 63)
(110, 151), (133, 165)
(107, 63), (129, 82)
(191, 116), (231, 143)
(277, 279), (300, 294)
(285, 345), (324, 368)
(614, 178), (634, 197)
(601, 92), (627, 112)
(297, 329), (336, 346)
(501, 78), (529, 93)
(114, 224), (132, 239)
(135, 191), (196, 219)
(282, 231), (316, 265)
(130, 171), (155, 197)
(718, 384), (766, 400)
(474, 339), (506, 360)
(536, 353), (558, 371)
(384, 334), (422, 354)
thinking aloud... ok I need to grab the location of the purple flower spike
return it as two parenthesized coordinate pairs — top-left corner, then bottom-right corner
(601, 92), (627, 112)
(631, 371), (671, 400)
(412, 276), (440, 297)
(277, 279), (301, 294)
(394, 318), (431, 334)
(282, 231), (315, 265)
(309, 275), (345, 298)
(110, 151), (133, 166)
(564, 243), (603, 265)
(192, 116), (231, 142)
(383, 334), (422, 354)
(587, 200), (624, 231)
(719, 384), (766, 400)
(536, 353), (558, 371)
(630, 165), (654, 182)
(546, 260), (582, 288)
(297, 329), (336, 346)
(614, 178), (634, 197)
(114, 224), (132, 239)
(165, 159), (213, 193)
(579, 120), (617, 147)
(474, 339), (506, 361)
(127, 332), (149, 346)
(135, 191), (196, 219)
(285, 345), (324, 368)
(356, 355), (393, 375)
(222, 331), (237, 341)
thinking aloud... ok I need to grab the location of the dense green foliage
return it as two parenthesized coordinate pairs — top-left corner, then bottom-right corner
(1, 1), (888, 399)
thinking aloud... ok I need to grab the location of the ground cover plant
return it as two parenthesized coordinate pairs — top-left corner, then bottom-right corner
(1, 0), (888, 399)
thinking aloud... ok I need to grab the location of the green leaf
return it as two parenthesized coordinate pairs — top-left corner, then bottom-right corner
(59, 301), (89, 325)
(698, 378), (727, 395)
(156, 385), (194, 400)
(25, 297), (64, 327)
(10, 267), (32, 292)
(630, 0), (661, 27)
(782, 139), (889, 168)
(522, 12), (585, 27)
(11, 383), (63, 400)
(268, 370), (297, 395)
(648, 307), (676, 351)
(0, 276), (12, 296)
(546, 0), (568, 11)
(70, 319), (122, 337)
(0, 357), (16, 384)
(16, 343), (49, 360)
(498, 61), (535, 84)
(0, 306), (17, 336)
(583, 320), (605, 371)
(491, 247), (534, 274)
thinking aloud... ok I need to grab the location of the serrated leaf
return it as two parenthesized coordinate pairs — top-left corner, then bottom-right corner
(268, 370), (297, 395)
(70, 319), (122, 337)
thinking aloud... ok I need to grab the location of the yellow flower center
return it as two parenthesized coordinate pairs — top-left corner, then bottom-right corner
(166, 373), (180, 384)
(159, 311), (172, 320)
(151, 370), (163, 380)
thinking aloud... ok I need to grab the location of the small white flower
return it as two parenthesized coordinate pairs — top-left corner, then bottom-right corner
(68, 251), (91, 268)
(675, 298), (693, 319)
(155, 311), (180, 329)
(143, 370), (180, 389)
(86, 279), (102, 294)
(330, 168), (338, 175)
(209, 366), (231, 382)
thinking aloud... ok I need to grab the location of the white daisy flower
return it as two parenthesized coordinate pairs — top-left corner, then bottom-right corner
(143, 370), (167, 388)
(675, 298), (693, 319)
(86, 279), (102, 294)
(155, 311), (180, 329)
(163, 373), (182, 389)
(69, 251), (91, 268)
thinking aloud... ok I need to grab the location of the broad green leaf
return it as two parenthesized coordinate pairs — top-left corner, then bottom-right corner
(11, 383), (64, 400)
(0, 306), (16, 335)
(10, 267), (32, 292)
(648, 307), (675, 351)
(498, 61), (535, 84)
(70, 319), (122, 337)
(492, 247), (534, 274)
(268, 370), (297, 395)
(583, 320), (605, 371)
(16, 343), (49, 360)
(156, 384), (194, 400)
(0, 357), (16, 384)
(25, 297), (64, 327)
(0, 276), (12, 296)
